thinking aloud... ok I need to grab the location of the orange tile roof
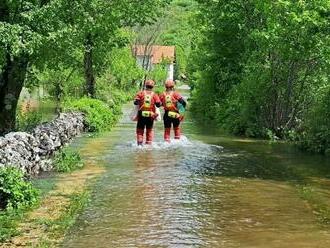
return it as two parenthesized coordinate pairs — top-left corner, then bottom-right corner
(133, 45), (175, 64)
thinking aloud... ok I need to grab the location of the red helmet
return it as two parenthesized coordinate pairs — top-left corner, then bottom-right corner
(145, 79), (155, 88)
(165, 80), (175, 88)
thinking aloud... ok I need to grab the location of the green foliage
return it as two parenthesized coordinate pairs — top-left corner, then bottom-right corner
(35, 68), (84, 99)
(96, 83), (135, 108)
(63, 98), (119, 132)
(0, 0), (171, 133)
(158, 0), (198, 78)
(16, 110), (42, 132)
(148, 61), (169, 86)
(0, 209), (23, 242)
(298, 85), (330, 154)
(95, 46), (141, 103)
(50, 192), (90, 236)
(105, 46), (144, 90)
(298, 185), (330, 225)
(36, 191), (90, 245)
(54, 149), (84, 173)
(189, 0), (330, 153)
(0, 167), (39, 210)
(175, 0), (194, 8)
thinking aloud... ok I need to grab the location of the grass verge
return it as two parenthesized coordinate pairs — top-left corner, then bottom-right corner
(30, 191), (90, 247)
(298, 184), (330, 225)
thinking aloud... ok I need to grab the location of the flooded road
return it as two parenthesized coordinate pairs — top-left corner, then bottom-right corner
(62, 96), (330, 247)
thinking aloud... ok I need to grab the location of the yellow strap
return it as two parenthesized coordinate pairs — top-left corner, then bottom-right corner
(168, 111), (180, 119)
(142, 111), (152, 117)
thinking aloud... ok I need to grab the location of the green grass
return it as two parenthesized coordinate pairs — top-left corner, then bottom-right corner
(298, 185), (330, 225)
(32, 177), (58, 198)
(0, 191), (90, 246)
(54, 148), (84, 173)
(0, 181), (49, 242)
(63, 97), (120, 132)
(0, 209), (25, 242)
(0, 147), (85, 244)
(33, 191), (90, 246)
(50, 192), (90, 236)
(0, 176), (57, 243)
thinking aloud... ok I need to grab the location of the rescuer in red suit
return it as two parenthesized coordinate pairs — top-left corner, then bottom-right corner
(159, 80), (187, 142)
(134, 80), (161, 146)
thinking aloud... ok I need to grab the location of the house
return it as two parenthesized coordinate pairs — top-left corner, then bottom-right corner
(133, 45), (176, 81)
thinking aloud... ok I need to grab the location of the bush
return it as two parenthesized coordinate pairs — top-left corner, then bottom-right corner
(16, 110), (42, 132)
(96, 84), (133, 109)
(0, 167), (39, 210)
(298, 86), (330, 154)
(63, 97), (119, 132)
(0, 210), (22, 242)
(54, 149), (84, 173)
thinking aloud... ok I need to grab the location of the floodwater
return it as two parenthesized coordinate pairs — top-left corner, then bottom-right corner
(62, 92), (330, 248)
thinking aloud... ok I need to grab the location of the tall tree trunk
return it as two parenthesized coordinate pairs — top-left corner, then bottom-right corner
(0, 52), (29, 135)
(84, 34), (96, 98)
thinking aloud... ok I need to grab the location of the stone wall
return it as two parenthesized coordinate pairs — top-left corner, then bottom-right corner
(0, 112), (85, 175)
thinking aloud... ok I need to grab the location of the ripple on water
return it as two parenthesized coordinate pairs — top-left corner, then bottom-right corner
(62, 126), (330, 248)
(114, 135), (223, 151)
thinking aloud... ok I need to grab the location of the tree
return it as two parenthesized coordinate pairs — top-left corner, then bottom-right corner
(0, 0), (75, 135)
(0, 0), (171, 134)
(72, 0), (171, 97)
(158, 0), (198, 79)
(189, 0), (330, 142)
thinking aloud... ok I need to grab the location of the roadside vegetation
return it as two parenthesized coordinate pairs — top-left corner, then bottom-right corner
(0, 0), (171, 136)
(0, 1), (172, 244)
(0, 167), (39, 242)
(53, 149), (84, 173)
(0, 147), (87, 242)
(298, 184), (330, 225)
(187, 0), (330, 155)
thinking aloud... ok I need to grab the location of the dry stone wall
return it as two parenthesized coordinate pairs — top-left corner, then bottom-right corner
(0, 112), (85, 175)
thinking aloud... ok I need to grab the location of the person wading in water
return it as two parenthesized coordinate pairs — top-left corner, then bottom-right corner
(160, 80), (187, 142)
(134, 80), (161, 146)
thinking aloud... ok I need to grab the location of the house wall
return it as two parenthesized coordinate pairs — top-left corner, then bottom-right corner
(167, 63), (174, 81)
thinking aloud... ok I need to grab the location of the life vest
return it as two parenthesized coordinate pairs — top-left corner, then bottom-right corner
(140, 91), (155, 117)
(164, 92), (178, 112)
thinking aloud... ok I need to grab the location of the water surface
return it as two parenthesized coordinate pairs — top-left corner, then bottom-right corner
(62, 102), (330, 248)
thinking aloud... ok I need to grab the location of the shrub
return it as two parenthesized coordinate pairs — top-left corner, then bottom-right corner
(54, 149), (84, 173)
(298, 86), (330, 154)
(0, 210), (22, 242)
(96, 70), (137, 107)
(16, 110), (42, 132)
(63, 97), (118, 132)
(175, 0), (194, 8)
(0, 167), (39, 210)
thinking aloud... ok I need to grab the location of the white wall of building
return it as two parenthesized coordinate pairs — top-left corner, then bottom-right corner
(167, 63), (174, 81)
